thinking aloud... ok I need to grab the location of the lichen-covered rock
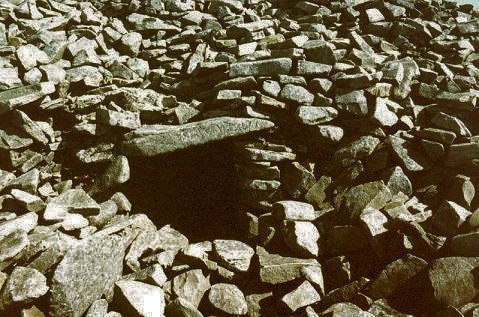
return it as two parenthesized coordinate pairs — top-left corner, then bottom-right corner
(122, 118), (274, 156)
(208, 283), (248, 315)
(49, 235), (126, 317)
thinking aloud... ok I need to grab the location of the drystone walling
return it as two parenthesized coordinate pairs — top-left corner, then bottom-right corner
(0, 0), (479, 316)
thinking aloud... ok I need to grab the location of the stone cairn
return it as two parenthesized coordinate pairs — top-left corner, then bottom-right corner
(0, 0), (479, 316)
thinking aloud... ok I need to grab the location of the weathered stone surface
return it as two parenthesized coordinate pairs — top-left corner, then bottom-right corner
(280, 84), (314, 105)
(335, 90), (368, 116)
(85, 299), (108, 317)
(0, 68), (22, 90)
(387, 135), (430, 171)
(0, 229), (29, 262)
(0, 0), (478, 316)
(322, 302), (372, 317)
(383, 166), (412, 196)
(450, 232), (479, 256)
(229, 58), (292, 78)
(114, 280), (165, 317)
(432, 200), (471, 236)
(49, 235), (126, 317)
(333, 136), (380, 167)
(342, 181), (392, 219)
(282, 161), (316, 198)
(366, 254), (428, 299)
(0, 266), (48, 310)
(257, 246), (319, 284)
(282, 220), (320, 257)
(359, 207), (389, 254)
(0, 212), (38, 237)
(427, 257), (479, 308)
(0, 82), (55, 115)
(11, 189), (45, 212)
(96, 108), (141, 130)
(16, 44), (50, 70)
(272, 200), (318, 221)
(213, 239), (254, 272)
(88, 156), (130, 195)
(44, 189), (100, 222)
(295, 106), (338, 125)
(122, 117), (274, 156)
(208, 283), (248, 315)
(280, 280), (321, 313)
(165, 297), (203, 317)
(297, 60), (332, 76)
(172, 269), (210, 308)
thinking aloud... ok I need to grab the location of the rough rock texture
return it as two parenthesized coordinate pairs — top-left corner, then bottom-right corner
(0, 0), (479, 316)
(49, 235), (126, 317)
(122, 117), (274, 156)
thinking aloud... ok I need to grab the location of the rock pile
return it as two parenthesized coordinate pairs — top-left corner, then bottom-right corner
(0, 0), (479, 315)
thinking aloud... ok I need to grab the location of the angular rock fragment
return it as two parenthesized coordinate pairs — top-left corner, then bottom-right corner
(432, 200), (471, 236)
(359, 207), (389, 254)
(295, 106), (338, 125)
(0, 212), (38, 237)
(49, 235), (126, 317)
(88, 156), (130, 195)
(387, 135), (430, 171)
(282, 220), (320, 257)
(16, 44), (50, 70)
(272, 200), (318, 221)
(333, 136), (380, 167)
(0, 229), (29, 262)
(208, 283), (248, 315)
(172, 269), (210, 308)
(426, 257), (479, 308)
(122, 117), (274, 156)
(366, 254), (428, 299)
(0, 266), (48, 310)
(114, 280), (165, 317)
(96, 108), (141, 130)
(335, 90), (368, 116)
(213, 239), (254, 272)
(44, 189), (100, 222)
(280, 281), (321, 313)
(280, 84), (314, 105)
(342, 181), (391, 219)
(0, 82), (55, 115)
(11, 189), (45, 212)
(165, 297), (203, 317)
(229, 58), (292, 78)
(257, 246), (319, 284)
(282, 161), (316, 198)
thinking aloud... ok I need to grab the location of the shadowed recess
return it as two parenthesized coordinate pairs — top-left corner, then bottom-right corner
(124, 140), (242, 242)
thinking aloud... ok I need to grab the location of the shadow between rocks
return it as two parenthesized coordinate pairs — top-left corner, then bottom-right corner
(123, 140), (243, 243)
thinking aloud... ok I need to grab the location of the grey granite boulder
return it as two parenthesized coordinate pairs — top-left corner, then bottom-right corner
(49, 234), (126, 317)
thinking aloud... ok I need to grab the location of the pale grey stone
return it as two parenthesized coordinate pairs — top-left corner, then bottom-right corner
(114, 280), (165, 317)
(208, 283), (248, 315)
(213, 239), (254, 272)
(122, 117), (274, 156)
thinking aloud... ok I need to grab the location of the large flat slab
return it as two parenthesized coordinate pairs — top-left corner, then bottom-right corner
(121, 117), (275, 156)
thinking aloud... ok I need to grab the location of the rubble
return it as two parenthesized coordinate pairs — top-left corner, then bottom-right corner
(0, 0), (478, 315)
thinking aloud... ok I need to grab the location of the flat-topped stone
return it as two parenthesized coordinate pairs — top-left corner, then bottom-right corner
(229, 58), (292, 78)
(122, 117), (274, 156)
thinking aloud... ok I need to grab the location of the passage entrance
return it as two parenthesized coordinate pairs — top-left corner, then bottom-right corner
(124, 140), (242, 242)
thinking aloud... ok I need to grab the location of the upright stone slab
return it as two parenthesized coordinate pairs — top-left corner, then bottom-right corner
(122, 117), (274, 156)
(49, 234), (126, 317)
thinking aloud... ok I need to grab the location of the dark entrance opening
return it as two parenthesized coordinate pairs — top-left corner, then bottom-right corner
(124, 140), (242, 242)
